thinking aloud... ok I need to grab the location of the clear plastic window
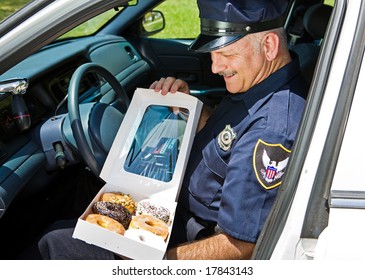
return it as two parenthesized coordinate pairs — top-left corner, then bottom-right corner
(124, 105), (189, 182)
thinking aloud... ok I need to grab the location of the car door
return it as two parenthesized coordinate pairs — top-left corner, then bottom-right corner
(253, 0), (365, 260)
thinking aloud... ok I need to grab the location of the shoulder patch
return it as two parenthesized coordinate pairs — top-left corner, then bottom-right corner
(253, 139), (291, 190)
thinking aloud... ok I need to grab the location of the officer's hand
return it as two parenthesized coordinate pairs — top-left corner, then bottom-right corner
(149, 77), (190, 96)
(149, 77), (191, 117)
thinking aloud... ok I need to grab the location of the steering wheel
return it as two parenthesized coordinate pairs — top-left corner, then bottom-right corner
(67, 63), (129, 176)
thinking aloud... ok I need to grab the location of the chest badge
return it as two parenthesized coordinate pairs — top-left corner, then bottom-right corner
(218, 125), (237, 151)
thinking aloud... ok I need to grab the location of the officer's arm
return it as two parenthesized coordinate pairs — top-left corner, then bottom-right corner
(166, 233), (255, 260)
(196, 104), (213, 132)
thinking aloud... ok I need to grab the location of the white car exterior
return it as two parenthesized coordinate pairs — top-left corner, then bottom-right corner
(254, 0), (365, 260)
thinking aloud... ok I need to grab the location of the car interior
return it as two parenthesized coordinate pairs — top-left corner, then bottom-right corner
(0, 0), (334, 259)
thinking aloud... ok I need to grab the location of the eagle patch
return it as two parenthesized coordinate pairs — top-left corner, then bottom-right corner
(253, 139), (291, 190)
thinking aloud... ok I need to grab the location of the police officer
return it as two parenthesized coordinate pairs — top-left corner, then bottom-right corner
(37, 0), (308, 260)
(151, 0), (308, 259)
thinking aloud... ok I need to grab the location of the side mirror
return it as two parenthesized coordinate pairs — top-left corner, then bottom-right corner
(141, 11), (165, 36)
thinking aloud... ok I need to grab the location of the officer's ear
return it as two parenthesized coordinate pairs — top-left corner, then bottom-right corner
(262, 32), (280, 62)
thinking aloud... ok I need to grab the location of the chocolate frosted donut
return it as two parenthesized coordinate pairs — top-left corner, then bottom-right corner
(93, 201), (132, 229)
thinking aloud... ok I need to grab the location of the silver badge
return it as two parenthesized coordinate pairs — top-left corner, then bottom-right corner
(218, 125), (237, 151)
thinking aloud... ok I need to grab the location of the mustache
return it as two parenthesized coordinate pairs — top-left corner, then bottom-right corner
(218, 71), (237, 77)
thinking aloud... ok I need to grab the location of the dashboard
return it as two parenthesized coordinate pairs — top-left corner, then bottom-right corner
(0, 34), (151, 217)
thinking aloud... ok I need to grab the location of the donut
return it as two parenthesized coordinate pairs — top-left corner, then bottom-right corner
(86, 214), (125, 235)
(136, 199), (171, 224)
(125, 229), (166, 248)
(92, 201), (132, 229)
(129, 214), (169, 240)
(100, 192), (136, 214)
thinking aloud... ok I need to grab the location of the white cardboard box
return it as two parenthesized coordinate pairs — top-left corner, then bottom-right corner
(73, 88), (203, 259)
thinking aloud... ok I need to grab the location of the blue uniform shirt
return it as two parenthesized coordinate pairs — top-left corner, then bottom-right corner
(176, 55), (307, 244)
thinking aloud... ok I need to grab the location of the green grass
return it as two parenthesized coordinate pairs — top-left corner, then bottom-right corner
(0, 0), (30, 21)
(324, 0), (335, 6)
(60, 9), (121, 38)
(151, 0), (200, 39)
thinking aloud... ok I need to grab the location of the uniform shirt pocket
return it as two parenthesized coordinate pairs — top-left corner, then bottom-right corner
(188, 140), (228, 208)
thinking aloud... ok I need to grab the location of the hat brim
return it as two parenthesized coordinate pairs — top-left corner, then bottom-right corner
(188, 34), (244, 53)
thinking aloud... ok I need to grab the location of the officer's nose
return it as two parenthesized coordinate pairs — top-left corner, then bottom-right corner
(211, 52), (226, 74)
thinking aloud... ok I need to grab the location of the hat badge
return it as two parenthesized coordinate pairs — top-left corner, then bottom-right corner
(218, 124), (237, 151)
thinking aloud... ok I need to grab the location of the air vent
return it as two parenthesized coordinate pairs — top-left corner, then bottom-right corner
(125, 46), (138, 61)
(50, 82), (66, 103)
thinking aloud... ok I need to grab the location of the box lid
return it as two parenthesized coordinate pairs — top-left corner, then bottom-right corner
(100, 88), (202, 202)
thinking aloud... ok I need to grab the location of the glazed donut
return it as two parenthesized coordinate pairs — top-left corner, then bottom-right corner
(129, 214), (169, 240)
(100, 192), (136, 214)
(86, 214), (125, 235)
(93, 201), (132, 229)
(125, 229), (166, 248)
(136, 199), (171, 224)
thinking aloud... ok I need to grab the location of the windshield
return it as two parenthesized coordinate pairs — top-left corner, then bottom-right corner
(0, 0), (31, 21)
(0, 1), (130, 40)
(59, 8), (123, 40)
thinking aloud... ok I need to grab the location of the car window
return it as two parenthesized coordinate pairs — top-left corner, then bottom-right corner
(0, 0), (31, 22)
(150, 0), (200, 39)
(60, 8), (123, 39)
(0, 1), (134, 40)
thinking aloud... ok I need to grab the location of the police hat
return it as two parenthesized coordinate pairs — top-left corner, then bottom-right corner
(189, 0), (289, 52)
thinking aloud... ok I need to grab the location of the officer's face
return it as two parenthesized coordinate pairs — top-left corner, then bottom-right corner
(210, 35), (266, 94)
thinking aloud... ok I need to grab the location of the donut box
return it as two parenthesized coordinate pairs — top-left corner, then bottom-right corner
(73, 88), (203, 259)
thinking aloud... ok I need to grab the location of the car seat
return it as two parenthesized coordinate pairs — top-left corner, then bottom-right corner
(290, 3), (333, 85)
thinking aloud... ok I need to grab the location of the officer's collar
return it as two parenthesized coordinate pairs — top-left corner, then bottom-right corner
(229, 52), (301, 109)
